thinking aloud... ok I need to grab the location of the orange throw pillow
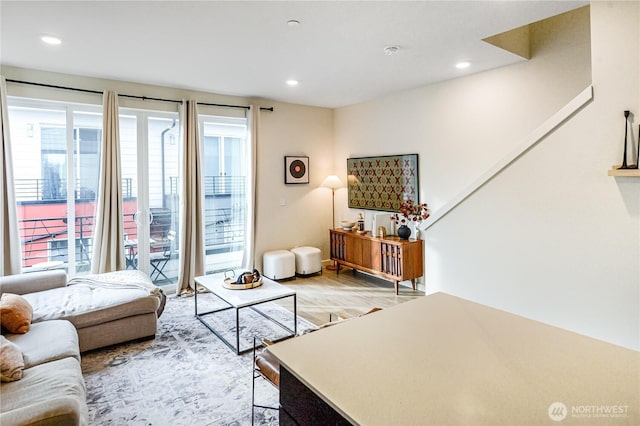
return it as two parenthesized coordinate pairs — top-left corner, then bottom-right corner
(0, 335), (25, 381)
(0, 293), (33, 334)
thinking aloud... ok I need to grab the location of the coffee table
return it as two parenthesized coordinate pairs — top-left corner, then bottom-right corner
(194, 274), (297, 355)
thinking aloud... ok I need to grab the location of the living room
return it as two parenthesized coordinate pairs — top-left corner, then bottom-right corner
(1, 1), (639, 425)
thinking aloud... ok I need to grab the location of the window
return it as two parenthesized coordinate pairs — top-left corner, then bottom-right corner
(119, 109), (181, 286)
(8, 99), (102, 275)
(200, 115), (248, 273)
(8, 96), (251, 281)
(40, 126), (66, 200)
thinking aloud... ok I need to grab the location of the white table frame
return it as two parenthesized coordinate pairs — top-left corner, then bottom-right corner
(194, 275), (297, 355)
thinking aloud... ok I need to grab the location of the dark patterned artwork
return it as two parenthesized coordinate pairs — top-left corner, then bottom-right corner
(347, 154), (419, 211)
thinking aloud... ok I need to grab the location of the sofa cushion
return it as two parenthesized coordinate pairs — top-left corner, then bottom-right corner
(0, 357), (87, 426)
(0, 335), (24, 382)
(0, 270), (67, 296)
(79, 270), (166, 317)
(6, 320), (80, 368)
(23, 285), (160, 329)
(0, 293), (33, 334)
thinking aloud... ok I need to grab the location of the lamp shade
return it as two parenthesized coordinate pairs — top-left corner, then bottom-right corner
(321, 175), (343, 189)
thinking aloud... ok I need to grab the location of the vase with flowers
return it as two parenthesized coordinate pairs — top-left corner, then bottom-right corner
(390, 199), (430, 240)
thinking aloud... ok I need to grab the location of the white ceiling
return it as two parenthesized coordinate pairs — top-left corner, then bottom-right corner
(0, 1), (587, 108)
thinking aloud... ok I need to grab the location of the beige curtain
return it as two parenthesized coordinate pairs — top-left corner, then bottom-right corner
(91, 90), (125, 273)
(241, 106), (259, 270)
(177, 100), (205, 295)
(0, 76), (21, 276)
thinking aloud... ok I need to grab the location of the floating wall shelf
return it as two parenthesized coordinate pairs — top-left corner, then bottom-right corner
(608, 165), (640, 177)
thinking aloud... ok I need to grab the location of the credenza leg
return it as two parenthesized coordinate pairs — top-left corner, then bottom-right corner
(326, 261), (342, 273)
(394, 280), (399, 295)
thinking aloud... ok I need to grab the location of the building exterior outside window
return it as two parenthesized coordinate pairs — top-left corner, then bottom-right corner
(8, 98), (250, 282)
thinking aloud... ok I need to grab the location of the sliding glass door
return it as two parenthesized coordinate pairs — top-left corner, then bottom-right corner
(200, 115), (248, 273)
(8, 97), (247, 282)
(8, 99), (102, 276)
(120, 109), (180, 286)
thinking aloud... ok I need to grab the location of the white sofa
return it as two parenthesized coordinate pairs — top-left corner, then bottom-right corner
(0, 269), (165, 425)
(1, 320), (87, 425)
(0, 269), (165, 352)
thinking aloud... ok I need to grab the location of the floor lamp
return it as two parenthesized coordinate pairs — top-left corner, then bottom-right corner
(321, 175), (343, 271)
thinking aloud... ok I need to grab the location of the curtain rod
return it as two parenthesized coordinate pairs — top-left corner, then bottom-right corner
(6, 79), (274, 111)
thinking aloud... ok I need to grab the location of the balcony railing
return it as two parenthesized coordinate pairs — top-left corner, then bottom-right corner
(18, 208), (244, 268)
(15, 175), (241, 201)
(14, 178), (134, 202)
(169, 176), (245, 196)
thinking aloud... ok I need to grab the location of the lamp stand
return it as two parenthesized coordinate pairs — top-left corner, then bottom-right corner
(326, 187), (342, 271)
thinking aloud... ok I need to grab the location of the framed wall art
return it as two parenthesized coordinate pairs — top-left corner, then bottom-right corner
(284, 156), (309, 184)
(347, 154), (419, 211)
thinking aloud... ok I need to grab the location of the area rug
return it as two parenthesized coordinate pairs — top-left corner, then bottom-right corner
(81, 292), (317, 425)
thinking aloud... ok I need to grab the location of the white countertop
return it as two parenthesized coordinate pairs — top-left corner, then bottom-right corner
(268, 292), (639, 425)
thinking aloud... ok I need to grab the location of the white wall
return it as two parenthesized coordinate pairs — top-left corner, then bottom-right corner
(255, 101), (335, 269)
(334, 4), (640, 350)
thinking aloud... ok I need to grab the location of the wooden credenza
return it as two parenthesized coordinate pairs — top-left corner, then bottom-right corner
(329, 228), (423, 294)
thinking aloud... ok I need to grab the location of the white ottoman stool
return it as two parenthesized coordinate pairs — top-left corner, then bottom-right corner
(263, 250), (295, 280)
(290, 246), (322, 276)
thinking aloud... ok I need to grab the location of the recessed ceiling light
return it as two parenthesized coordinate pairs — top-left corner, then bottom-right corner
(41, 35), (62, 45)
(455, 61), (471, 69)
(383, 46), (400, 56)
(286, 80), (299, 87)
(287, 19), (300, 27)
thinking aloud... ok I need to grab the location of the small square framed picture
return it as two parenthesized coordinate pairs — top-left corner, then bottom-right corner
(284, 156), (309, 184)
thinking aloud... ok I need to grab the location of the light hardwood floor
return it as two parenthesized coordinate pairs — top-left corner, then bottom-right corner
(276, 267), (425, 326)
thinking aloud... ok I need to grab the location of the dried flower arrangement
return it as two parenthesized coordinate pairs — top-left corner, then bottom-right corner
(390, 199), (430, 225)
